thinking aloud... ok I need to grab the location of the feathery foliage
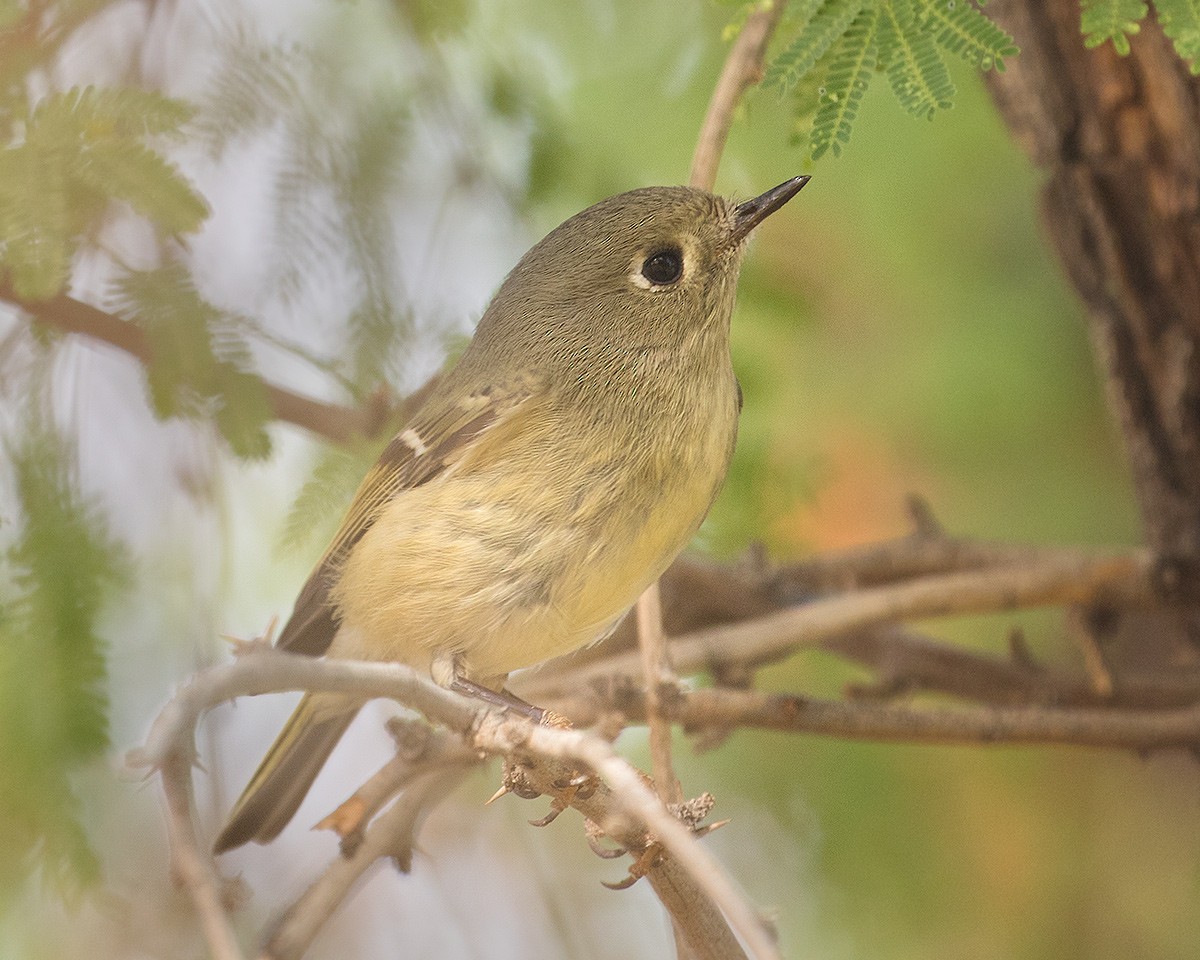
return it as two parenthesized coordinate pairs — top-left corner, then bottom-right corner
(279, 443), (382, 557)
(764, 0), (866, 94)
(762, 0), (1016, 159)
(0, 86), (207, 299)
(918, 0), (1018, 71)
(111, 265), (273, 459)
(812, 6), (881, 158)
(0, 424), (126, 902)
(879, 0), (956, 118)
(1079, 0), (1200, 73)
(1155, 0), (1200, 72)
(1081, 0), (1148, 54)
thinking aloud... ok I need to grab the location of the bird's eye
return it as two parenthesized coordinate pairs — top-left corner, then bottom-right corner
(641, 248), (684, 285)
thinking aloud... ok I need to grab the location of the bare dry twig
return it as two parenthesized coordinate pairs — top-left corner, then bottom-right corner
(690, 0), (788, 191)
(637, 583), (683, 806)
(135, 650), (776, 960)
(476, 712), (777, 960)
(635, 584), (694, 959)
(552, 683), (1200, 751)
(265, 766), (472, 960)
(160, 754), (247, 960)
(528, 547), (1156, 695)
(313, 719), (479, 852)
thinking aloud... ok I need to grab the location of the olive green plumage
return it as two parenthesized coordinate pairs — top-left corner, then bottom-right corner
(214, 178), (808, 855)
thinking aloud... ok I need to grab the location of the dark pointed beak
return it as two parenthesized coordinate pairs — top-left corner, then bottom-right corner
(731, 175), (810, 244)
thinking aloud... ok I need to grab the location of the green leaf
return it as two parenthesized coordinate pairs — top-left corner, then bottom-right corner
(1081, 0), (1148, 54)
(191, 31), (303, 156)
(1154, 0), (1200, 72)
(764, 0), (865, 94)
(30, 85), (194, 139)
(878, 0), (956, 118)
(213, 367), (274, 460)
(75, 140), (208, 234)
(0, 144), (74, 299)
(0, 424), (126, 902)
(0, 86), (207, 299)
(918, 0), (1019, 70)
(112, 265), (273, 458)
(280, 444), (379, 556)
(812, 5), (880, 158)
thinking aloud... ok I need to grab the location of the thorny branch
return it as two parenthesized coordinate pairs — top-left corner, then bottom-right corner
(134, 650), (776, 960)
(145, 526), (1200, 959)
(160, 755), (246, 960)
(633, 585), (695, 958)
(526, 543), (1156, 698)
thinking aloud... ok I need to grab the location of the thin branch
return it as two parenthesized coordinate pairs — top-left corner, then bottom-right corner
(555, 683), (1200, 751)
(313, 720), (479, 852)
(135, 650), (480, 771)
(476, 712), (776, 960)
(636, 584), (693, 960)
(820, 623), (1200, 710)
(265, 766), (471, 960)
(690, 0), (788, 191)
(771, 528), (1079, 593)
(637, 583), (683, 806)
(160, 754), (247, 960)
(527, 548), (1156, 694)
(136, 650), (765, 960)
(2, 286), (399, 445)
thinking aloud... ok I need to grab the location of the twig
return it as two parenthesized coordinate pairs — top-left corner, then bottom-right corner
(264, 766), (471, 960)
(135, 651), (481, 772)
(314, 720), (479, 851)
(136, 650), (764, 960)
(527, 548), (1156, 694)
(554, 684), (1200, 751)
(476, 713), (777, 960)
(1065, 606), (1115, 697)
(635, 584), (692, 959)
(2, 286), (399, 445)
(160, 754), (247, 960)
(820, 623), (1200, 710)
(637, 583), (683, 806)
(771, 528), (1065, 593)
(690, 0), (787, 191)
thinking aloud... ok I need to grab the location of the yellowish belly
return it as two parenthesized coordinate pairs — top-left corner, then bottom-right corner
(330, 389), (737, 681)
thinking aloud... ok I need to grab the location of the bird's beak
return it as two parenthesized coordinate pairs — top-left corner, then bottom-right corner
(730, 175), (810, 244)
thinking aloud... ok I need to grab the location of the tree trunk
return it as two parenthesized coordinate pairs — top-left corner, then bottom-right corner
(984, 0), (1200, 663)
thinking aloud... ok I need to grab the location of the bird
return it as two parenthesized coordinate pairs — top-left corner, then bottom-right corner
(213, 175), (809, 854)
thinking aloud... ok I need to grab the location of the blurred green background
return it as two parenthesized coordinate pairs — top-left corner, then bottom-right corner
(3, 0), (1198, 958)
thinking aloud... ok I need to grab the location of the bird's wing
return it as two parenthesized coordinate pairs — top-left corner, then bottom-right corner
(275, 382), (532, 656)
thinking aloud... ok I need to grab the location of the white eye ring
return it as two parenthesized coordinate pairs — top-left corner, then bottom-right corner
(628, 248), (687, 290)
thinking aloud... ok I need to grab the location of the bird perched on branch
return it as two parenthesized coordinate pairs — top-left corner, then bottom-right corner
(214, 175), (809, 854)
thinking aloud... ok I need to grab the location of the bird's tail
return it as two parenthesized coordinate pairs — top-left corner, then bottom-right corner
(213, 692), (362, 854)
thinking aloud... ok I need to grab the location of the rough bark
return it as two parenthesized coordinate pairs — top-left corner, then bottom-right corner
(983, 1), (1200, 662)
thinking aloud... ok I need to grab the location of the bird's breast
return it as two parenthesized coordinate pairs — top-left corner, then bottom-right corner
(331, 357), (740, 680)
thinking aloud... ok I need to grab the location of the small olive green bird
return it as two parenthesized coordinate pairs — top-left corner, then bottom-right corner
(213, 176), (809, 854)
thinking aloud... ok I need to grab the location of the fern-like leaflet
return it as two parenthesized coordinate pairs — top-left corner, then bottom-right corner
(765, 0), (866, 93)
(878, 0), (956, 119)
(918, 0), (1019, 70)
(1081, 0), (1148, 54)
(0, 86), (205, 299)
(1154, 0), (1200, 72)
(111, 265), (273, 459)
(812, 5), (881, 158)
